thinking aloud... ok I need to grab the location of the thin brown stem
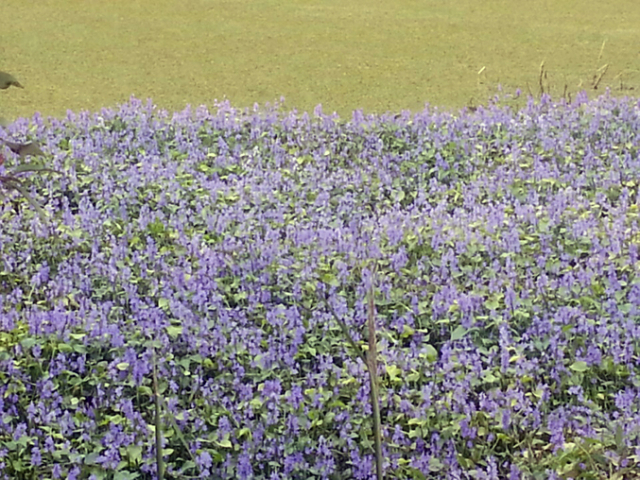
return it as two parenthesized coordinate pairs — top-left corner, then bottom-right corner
(366, 283), (383, 480)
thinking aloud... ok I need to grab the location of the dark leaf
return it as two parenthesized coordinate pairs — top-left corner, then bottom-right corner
(11, 162), (61, 175)
(0, 71), (24, 90)
(3, 140), (45, 158)
(10, 182), (48, 222)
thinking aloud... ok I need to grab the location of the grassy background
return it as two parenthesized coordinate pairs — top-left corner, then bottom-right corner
(1, 0), (639, 121)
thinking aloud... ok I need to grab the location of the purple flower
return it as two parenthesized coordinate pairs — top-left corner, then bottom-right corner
(30, 447), (42, 467)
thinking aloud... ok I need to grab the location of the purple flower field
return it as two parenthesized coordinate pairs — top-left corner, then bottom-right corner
(1, 92), (640, 479)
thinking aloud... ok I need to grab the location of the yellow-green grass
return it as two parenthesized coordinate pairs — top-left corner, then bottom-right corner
(1, 0), (639, 121)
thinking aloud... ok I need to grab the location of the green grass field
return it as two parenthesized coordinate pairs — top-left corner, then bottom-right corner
(1, 0), (639, 121)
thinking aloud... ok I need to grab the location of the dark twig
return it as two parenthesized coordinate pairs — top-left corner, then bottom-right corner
(152, 348), (164, 480)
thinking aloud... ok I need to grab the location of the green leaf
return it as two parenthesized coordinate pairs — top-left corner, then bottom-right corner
(569, 361), (588, 373)
(233, 291), (248, 302)
(406, 468), (427, 480)
(158, 298), (170, 311)
(401, 324), (415, 338)
(19, 338), (37, 350)
(166, 325), (182, 338)
(319, 272), (339, 287)
(450, 325), (467, 342)
(126, 445), (142, 464)
(424, 344), (438, 363)
(138, 385), (152, 397)
(408, 418), (426, 426)
(482, 372), (498, 383)
(385, 364), (402, 383)
(484, 298), (500, 310)
(114, 472), (139, 480)
(215, 436), (232, 449)
(591, 281), (605, 296)
(429, 457), (444, 472)
(84, 452), (101, 465)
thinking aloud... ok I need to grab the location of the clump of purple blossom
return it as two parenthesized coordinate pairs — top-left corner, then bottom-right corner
(1, 91), (640, 479)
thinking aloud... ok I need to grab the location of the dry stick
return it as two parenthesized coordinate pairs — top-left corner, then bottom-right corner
(320, 280), (384, 480)
(593, 64), (609, 90)
(477, 66), (486, 88)
(597, 39), (607, 63)
(366, 284), (383, 480)
(592, 39), (608, 90)
(321, 297), (367, 365)
(153, 347), (164, 480)
(150, 342), (195, 480)
(612, 72), (623, 91)
(538, 61), (546, 96)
